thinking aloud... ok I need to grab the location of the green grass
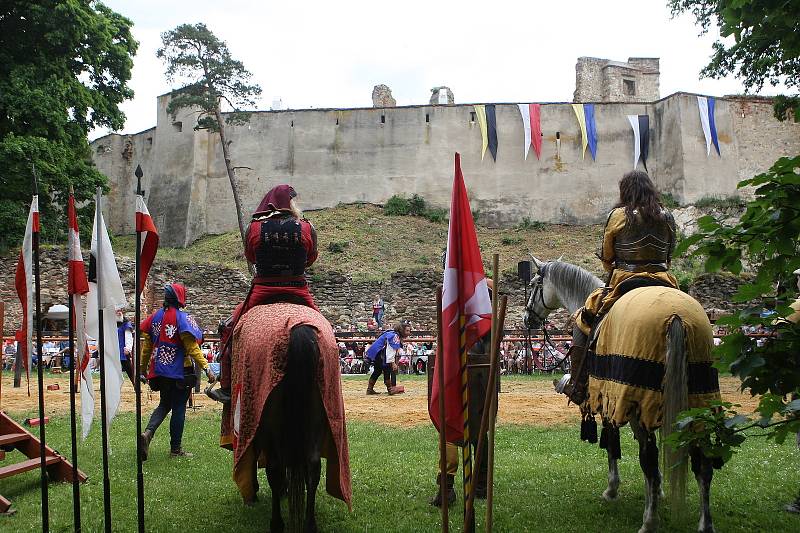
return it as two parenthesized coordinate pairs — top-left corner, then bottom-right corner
(113, 204), (605, 283)
(692, 196), (747, 210)
(2, 411), (799, 532)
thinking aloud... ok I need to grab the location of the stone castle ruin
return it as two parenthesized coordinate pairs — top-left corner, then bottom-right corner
(91, 57), (800, 247)
(574, 57), (660, 103)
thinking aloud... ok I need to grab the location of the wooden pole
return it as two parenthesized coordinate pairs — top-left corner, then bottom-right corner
(460, 312), (474, 532)
(465, 255), (507, 532)
(435, 287), (448, 533)
(0, 302), (4, 409)
(486, 256), (499, 532)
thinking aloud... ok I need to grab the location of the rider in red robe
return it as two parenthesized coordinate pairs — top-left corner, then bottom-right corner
(213, 184), (319, 403)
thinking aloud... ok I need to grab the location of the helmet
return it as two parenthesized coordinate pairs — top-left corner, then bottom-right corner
(164, 283), (187, 307)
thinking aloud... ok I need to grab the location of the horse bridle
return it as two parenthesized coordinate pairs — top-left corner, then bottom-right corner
(528, 273), (558, 325)
(526, 270), (570, 372)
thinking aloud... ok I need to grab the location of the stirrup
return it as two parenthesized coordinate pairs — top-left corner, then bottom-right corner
(206, 385), (231, 404)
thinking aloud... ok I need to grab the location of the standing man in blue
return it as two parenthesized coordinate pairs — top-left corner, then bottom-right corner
(365, 321), (410, 395)
(116, 310), (135, 384)
(139, 283), (216, 458)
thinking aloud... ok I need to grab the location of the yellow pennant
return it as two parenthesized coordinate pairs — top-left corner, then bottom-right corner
(474, 105), (488, 160)
(572, 103), (588, 159)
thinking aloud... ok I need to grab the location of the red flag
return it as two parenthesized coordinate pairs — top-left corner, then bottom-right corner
(529, 103), (542, 160)
(15, 196), (40, 392)
(68, 193), (89, 296)
(429, 153), (492, 443)
(135, 194), (159, 293)
(68, 193), (91, 379)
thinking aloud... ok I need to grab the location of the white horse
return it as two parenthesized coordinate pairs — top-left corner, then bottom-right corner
(523, 257), (720, 533)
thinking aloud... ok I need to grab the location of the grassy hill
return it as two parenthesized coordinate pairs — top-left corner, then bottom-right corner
(115, 203), (607, 282)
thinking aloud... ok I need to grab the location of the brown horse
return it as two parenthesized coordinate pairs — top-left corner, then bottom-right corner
(254, 325), (326, 532)
(226, 304), (351, 533)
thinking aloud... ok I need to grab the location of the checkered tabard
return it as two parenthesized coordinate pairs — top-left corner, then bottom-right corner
(157, 344), (178, 366)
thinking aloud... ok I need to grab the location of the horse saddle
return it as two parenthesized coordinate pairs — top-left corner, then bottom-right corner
(565, 276), (677, 407)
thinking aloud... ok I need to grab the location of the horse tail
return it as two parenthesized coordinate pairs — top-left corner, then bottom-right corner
(662, 315), (688, 512)
(283, 324), (319, 531)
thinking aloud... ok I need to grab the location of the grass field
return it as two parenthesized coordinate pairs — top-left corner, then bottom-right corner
(112, 204), (606, 282)
(2, 401), (799, 532)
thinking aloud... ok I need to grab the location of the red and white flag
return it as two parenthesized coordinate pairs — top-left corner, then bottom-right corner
(135, 194), (158, 293)
(67, 192), (94, 437)
(14, 196), (39, 394)
(429, 153), (492, 443)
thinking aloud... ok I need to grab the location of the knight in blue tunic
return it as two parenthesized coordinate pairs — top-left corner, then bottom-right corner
(138, 283), (216, 458)
(365, 321), (410, 395)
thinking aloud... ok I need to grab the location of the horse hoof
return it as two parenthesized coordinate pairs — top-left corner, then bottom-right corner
(698, 521), (715, 533)
(602, 489), (618, 502)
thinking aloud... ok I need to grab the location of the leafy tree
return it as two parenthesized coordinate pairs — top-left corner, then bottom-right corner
(672, 156), (800, 454)
(669, 0), (800, 120)
(667, 1), (800, 494)
(0, 0), (137, 251)
(157, 23), (262, 257)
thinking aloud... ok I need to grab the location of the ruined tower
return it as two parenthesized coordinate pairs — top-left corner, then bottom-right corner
(573, 57), (660, 103)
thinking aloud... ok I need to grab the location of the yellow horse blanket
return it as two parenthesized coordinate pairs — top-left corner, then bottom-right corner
(588, 287), (721, 431)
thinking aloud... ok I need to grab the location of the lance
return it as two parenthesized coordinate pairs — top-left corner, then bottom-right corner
(67, 184), (82, 532)
(134, 164), (146, 533)
(460, 310), (473, 533)
(435, 287), (448, 533)
(31, 162), (49, 532)
(95, 187), (113, 533)
(465, 255), (508, 533)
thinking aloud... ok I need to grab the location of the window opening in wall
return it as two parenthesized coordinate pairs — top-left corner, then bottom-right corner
(425, 113), (430, 123)
(470, 111), (476, 122)
(146, 137), (153, 145)
(290, 120), (294, 127)
(623, 79), (636, 96)
(381, 114), (385, 124)
(172, 121), (182, 132)
(336, 118), (339, 125)
(556, 131), (560, 140)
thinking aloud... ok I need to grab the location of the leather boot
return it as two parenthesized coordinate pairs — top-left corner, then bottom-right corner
(139, 430), (153, 462)
(430, 474), (456, 508)
(366, 379), (378, 395)
(386, 382), (405, 395)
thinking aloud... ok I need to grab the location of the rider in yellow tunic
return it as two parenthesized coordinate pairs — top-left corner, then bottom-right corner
(576, 171), (678, 336)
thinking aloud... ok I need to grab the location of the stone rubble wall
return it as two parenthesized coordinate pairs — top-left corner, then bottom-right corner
(2, 246), (739, 336)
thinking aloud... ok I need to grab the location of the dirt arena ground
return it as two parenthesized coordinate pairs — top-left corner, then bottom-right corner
(0, 373), (759, 428)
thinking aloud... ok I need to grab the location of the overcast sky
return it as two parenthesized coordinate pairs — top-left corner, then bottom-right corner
(92, 0), (778, 139)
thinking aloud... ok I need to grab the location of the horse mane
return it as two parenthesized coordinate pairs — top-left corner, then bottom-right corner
(543, 261), (604, 312)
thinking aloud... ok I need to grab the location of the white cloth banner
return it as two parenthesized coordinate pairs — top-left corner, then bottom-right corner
(518, 104), (532, 160)
(18, 196), (38, 376)
(84, 193), (126, 439)
(697, 96), (712, 156)
(627, 115), (641, 169)
(76, 292), (95, 440)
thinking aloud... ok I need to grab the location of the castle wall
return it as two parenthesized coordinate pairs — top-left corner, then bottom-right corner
(91, 93), (800, 247)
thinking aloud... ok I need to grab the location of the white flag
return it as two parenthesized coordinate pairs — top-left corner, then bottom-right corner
(627, 115), (641, 169)
(518, 104), (532, 160)
(84, 189), (126, 438)
(697, 96), (712, 156)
